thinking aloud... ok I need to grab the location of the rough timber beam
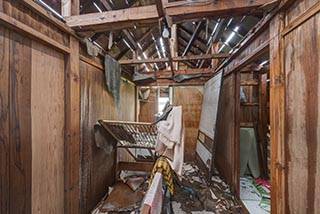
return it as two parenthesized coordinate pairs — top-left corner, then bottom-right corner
(119, 53), (230, 65)
(65, 0), (272, 32)
(164, 0), (273, 23)
(65, 5), (159, 32)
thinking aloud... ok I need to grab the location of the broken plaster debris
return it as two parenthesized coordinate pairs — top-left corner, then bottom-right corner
(92, 163), (244, 214)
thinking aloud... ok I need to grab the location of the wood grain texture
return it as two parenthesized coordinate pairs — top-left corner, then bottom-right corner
(285, 0), (319, 24)
(283, 13), (320, 214)
(214, 73), (240, 195)
(269, 13), (286, 214)
(65, 36), (80, 214)
(240, 73), (259, 124)
(173, 86), (203, 161)
(9, 31), (32, 214)
(0, 25), (10, 214)
(31, 41), (65, 214)
(3, 1), (69, 47)
(80, 61), (136, 213)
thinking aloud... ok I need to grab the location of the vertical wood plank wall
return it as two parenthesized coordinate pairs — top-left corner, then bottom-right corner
(270, 0), (320, 213)
(0, 1), (138, 214)
(9, 31), (33, 214)
(31, 42), (65, 214)
(0, 26), (10, 214)
(284, 1), (320, 213)
(214, 73), (240, 195)
(0, 26), (66, 214)
(173, 86), (203, 161)
(80, 61), (136, 214)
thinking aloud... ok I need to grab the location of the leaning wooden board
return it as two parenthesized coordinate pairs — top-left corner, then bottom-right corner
(196, 71), (223, 178)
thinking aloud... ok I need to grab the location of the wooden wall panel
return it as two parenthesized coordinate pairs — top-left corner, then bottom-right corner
(0, 26), (10, 214)
(2, 0), (69, 47)
(139, 89), (158, 123)
(174, 86), (203, 161)
(285, 0), (319, 24)
(80, 61), (136, 213)
(215, 73), (240, 195)
(119, 81), (136, 122)
(31, 42), (65, 214)
(283, 14), (320, 214)
(9, 31), (32, 214)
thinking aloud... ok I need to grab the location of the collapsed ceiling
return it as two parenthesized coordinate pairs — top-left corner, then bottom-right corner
(39, 0), (274, 84)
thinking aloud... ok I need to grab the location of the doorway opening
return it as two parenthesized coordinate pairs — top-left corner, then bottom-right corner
(238, 59), (270, 213)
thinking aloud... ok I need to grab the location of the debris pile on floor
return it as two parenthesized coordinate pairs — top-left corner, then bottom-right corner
(91, 163), (243, 214)
(171, 163), (243, 214)
(240, 176), (270, 214)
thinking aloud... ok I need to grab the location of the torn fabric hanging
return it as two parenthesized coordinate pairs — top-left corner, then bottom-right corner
(105, 54), (121, 108)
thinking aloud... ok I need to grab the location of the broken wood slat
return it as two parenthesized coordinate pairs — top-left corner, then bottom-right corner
(118, 162), (154, 172)
(65, 5), (159, 32)
(119, 53), (230, 65)
(240, 79), (259, 86)
(164, 0), (270, 23)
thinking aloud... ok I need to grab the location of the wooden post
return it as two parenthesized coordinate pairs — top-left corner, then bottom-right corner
(259, 73), (268, 170)
(269, 13), (285, 214)
(211, 42), (219, 70)
(170, 24), (178, 70)
(62, 1), (80, 214)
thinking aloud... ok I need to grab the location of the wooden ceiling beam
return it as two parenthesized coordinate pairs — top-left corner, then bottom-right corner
(65, 5), (159, 32)
(164, 0), (271, 23)
(66, 0), (269, 32)
(135, 76), (211, 86)
(140, 68), (214, 76)
(119, 53), (230, 65)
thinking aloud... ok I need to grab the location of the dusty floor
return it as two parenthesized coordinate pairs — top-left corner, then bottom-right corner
(92, 162), (243, 214)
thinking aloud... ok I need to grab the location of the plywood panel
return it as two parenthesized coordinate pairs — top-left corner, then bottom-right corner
(9, 31), (32, 214)
(198, 72), (222, 139)
(0, 25), (10, 214)
(80, 61), (136, 213)
(31, 41), (65, 214)
(173, 86), (203, 161)
(284, 14), (320, 214)
(215, 73), (240, 195)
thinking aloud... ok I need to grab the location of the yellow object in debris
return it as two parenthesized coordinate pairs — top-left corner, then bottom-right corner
(148, 156), (174, 195)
